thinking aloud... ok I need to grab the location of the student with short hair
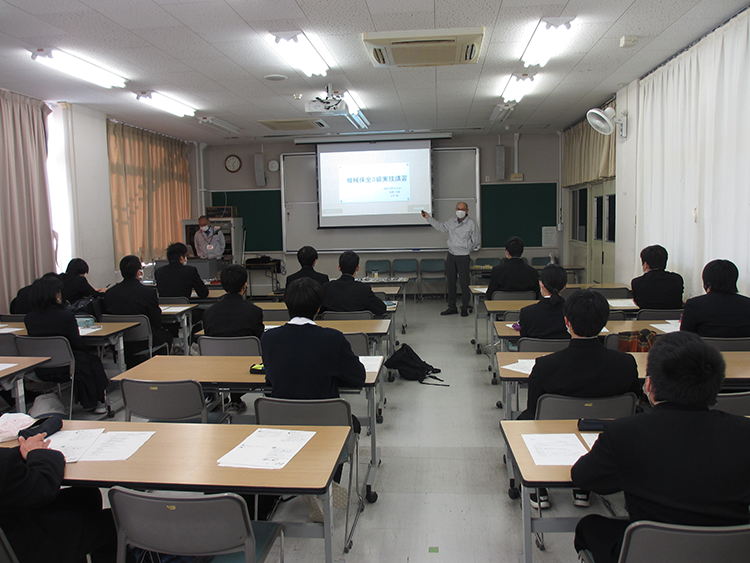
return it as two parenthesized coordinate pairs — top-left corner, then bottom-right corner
(630, 245), (684, 309)
(321, 250), (386, 316)
(680, 259), (750, 337)
(572, 331), (750, 563)
(518, 264), (570, 340)
(486, 236), (540, 299)
(60, 258), (104, 304)
(286, 245), (329, 286)
(155, 242), (209, 300)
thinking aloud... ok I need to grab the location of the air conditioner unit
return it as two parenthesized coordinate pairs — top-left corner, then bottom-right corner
(305, 99), (350, 116)
(362, 27), (484, 67)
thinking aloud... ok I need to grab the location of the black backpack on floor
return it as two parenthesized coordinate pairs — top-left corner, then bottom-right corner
(385, 344), (447, 386)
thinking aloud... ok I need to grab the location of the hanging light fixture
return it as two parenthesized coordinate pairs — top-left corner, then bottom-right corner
(266, 31), (329, 77)
(135, 92), (195, 117)
(501, 73), (536, 103)
(31, 48), (127, 89)
(521, 17), (575, 68)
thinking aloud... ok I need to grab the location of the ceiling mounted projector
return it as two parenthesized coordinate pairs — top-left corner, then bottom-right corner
(305, 98), (349, 116)
(586, 107), (628, 138)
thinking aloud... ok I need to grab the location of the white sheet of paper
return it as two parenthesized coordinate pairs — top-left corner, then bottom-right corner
(264, 324), (281, 331)
(80, 431), (155, 461)
(160, 305), (191, 313)
(542, 226), (557, 247)
(476, 287), (488, 294)
(217, 428), (315, 470)
(0, 363), (18, 372)
(506, 323), (519, 330)
(607, 299), (636, 308)
(500, 359), (536, 375)
(0, 328), (22, 334)
(600, 327), (609, 333)
(0, 324), (5, 327)
(360, 356), (383, 372)
(522, 433), (589, 466)
(580, 433), (600, 450)
(47, 428), (105, 463)
(650, 320), (681, 333)
(78, 326), (103, 336)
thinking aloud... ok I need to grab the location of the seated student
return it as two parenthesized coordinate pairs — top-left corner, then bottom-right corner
(203, 265), (264, 412)
(155, 242), (209, 327)
(519, 290), (640, 509)
(571, 331), (750, 563)
(24, 277), (109, 413)
(486, 236), (540, 299)
(10, 272), (60, 314)
(321, 251), (386, 317)
(0, 432), (117, 563)
(630, 245), (684, 309)
(104, 255), (172, 368)
(681, 259), (750, 337)
(59, 258), (104, 304)
(262, 277), (366, 399)
(286, 245), (329, 286)
(519, 264), (570, 340)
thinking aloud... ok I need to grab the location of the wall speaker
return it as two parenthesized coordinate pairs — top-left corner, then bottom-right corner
(254, 153), (266, 187)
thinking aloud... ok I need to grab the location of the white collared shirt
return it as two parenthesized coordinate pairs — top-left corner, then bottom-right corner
(287, 316), (317, 326)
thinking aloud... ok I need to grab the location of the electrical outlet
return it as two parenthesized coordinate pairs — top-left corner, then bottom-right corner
(510, 173), (524, 182)
(485, 175), (490, 182)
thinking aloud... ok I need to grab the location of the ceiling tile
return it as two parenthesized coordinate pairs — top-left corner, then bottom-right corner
(163, 2), (256, 42)
(370, 12), (436, 32)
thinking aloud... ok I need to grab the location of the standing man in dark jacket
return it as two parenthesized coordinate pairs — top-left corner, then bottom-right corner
(630, 245), (684, 309)
(486, 236), (540, 299)
(571, 331), (750, 563)
(322, 251), (386, 317)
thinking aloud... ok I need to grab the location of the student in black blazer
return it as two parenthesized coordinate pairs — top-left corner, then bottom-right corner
(0, 433), (116, 563)
(572, 332), (750, 563)
(322, 251), (386, 317)
(519, 264), (570, 340)
(630, 245), (684, 309)
(59, 258), (103, 304)
(104, 255), (172, 367)
(154, 242), (209, 325)
(486, 236), (540, 299)
(286, 246), (329, 287)
(681, 259), (750, 337)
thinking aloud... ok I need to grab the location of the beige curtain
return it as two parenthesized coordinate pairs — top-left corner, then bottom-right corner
(107, 121), (191, 264)
(0, 89), (55, 313)
(561, 101), (616, 187)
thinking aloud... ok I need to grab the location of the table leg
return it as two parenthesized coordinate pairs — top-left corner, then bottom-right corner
(13, 376), (26, 414)
(180, 312), (190, 356)
(522, 483), (533, 563)
(114, 334), (126, 373)
(321, 485), (334, 563)
(473, 293), (480, 351)
(365, 384), (381, 502)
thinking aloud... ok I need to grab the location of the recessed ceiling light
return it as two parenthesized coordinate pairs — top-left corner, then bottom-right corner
(293, 93), (302, 100)
(264, 74), (288, 81)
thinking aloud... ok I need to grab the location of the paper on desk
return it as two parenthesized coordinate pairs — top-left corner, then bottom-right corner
(160, 305), (191, 313)
(360, 356), (383, 372)
(607, 299), (636, 308)
(505, 323), (521, 331)
(600, 327), (609, 333)
(0, 328), (22, 334)
(0, 324), (5, 328)
(522, 433), (589, 466)
(650, 320), (681, 334)
(580, 433), (600, 450)
(384, 301), (397, 307)
(78, 326), (102, 336)
(0, 363), (18, 372)
(47, 428), (105, 462)
(79, 431), (154, 461)
(218, 428), (315, 470)
(500, 359), (536, 375)
(475, 287), (488, 293)
(264, 324), (281, 331)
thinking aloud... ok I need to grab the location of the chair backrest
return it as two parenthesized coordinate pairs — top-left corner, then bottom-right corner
(530, 257), (549, 266)
(503, 311), (520, 322)
(365, 259), (391, 277)
(617, 521), (750, 563)
(15, 336), (75, 372)
(603, 333), (620, 350)
(120, 379), (208, 422)
(344, 332), (370, 356)
(198, 335), (261, 356)
(100, 314), (152, 343)
(491, 291), (536, 300)
(0, 528), (19, 563)
(0, 335), (17, 356)
(535, 393), (637, 420)
(517, 338), (570, 352)
(392, 259), (417, 274)
(701, 337), (750, 351)
(0, 314), (25, 322)
(320, 310), (374, 320)
(159, 296), (190, 304)
(608, 311), (626, 321)
(255, 397), (351, 427)
(591, 287), (630, 299)
(108, 487), (255, 562)
(636, 308), (684, 321)
(475, 257), (501, 268)
(420, 258), (446, 273)
(711, 391), (750, 416)
(262, 309), (290, 322)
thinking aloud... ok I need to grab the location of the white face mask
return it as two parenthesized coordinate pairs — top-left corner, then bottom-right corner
(200, 225), (210, 232)
(456, 210), (466, 219)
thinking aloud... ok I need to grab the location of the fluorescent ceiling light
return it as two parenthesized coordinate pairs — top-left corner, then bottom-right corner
(342, 91), (369, 129)
(501, 74), (536, 103)
(489, 101), (516, 123)
(135, 92), (195, 117)
(31, 48), (127, 89)
(197, 116), (241, 134)
(521, 17), (575, 68)
(266, 31), (329, 77)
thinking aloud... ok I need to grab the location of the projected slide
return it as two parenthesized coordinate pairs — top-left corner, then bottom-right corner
(318, 140), (432, 228)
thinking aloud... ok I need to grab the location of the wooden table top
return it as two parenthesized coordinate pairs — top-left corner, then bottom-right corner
(0, 420), (350, 495)
(0, 356), (50, 378)
(471, 282), (630, 295)
(112, 355), (382, 386)
(500, 419), (586, 486)
(191, 288), (226, 299)
(266, 319), (391, 335)
(0, 322), (138, 338)
(485, 299), (638, 313)
(159, 304), (198, 315)
(493, 319), (681, 339)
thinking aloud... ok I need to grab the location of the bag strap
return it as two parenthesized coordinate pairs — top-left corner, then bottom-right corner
(420, 374), (449, 387)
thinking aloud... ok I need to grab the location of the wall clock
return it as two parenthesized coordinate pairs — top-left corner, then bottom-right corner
(225, 155), (241, 173)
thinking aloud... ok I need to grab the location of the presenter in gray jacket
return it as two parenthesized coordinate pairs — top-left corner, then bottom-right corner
(194, 215), (226, 259)
(422, 201), (479, 316)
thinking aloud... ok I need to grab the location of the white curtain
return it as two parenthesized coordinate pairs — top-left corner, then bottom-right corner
(0, 89), (55, 313)
(636, 9), (750, 298)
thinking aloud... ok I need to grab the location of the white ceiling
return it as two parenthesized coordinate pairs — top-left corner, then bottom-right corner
(0, 0), (747, 144)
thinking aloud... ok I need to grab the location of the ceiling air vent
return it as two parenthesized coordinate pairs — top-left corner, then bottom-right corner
(258, 119), (329, 131)
(363, 28), (484, 67)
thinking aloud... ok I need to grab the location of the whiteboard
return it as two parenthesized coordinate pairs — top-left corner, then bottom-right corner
(281, 147), (479, 252)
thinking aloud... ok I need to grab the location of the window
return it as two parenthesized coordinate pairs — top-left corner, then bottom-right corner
(594, 195), (603, 240)
(571, 188), (587, 242)
(605, 194), (616, 242)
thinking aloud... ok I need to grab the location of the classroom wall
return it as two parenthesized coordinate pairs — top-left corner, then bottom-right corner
(615, 82), (640, 287)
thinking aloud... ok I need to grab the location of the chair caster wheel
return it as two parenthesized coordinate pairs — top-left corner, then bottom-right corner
(388, 373), (395, 382)
(491, 377), (499, 385)
(508, 487), (520, 499)
(476, 347), (482, 355)
(344, 541), (352, 553)
(471, 338), (476, 345)
(366, 486), (378, 503)
(496, 400), (503, 409)
(376, 409), (383, 423)
(488, 365), (492, 371)
(535, 536), (545, 551)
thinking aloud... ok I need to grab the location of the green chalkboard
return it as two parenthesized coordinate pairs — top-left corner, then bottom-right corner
(480, 183), (557, 247)
(211, 190), (282, 252)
